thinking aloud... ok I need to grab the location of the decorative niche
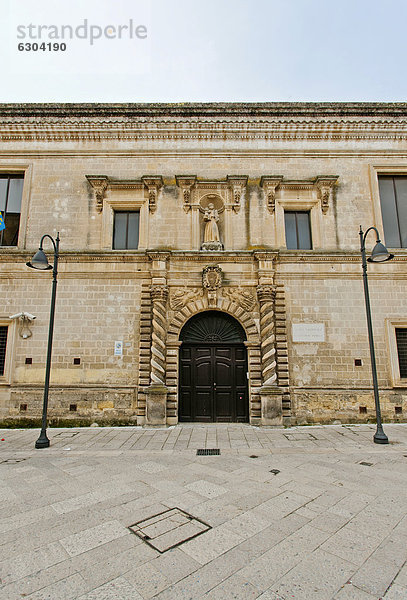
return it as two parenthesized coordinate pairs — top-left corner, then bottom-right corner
(175, 175), (248, 250)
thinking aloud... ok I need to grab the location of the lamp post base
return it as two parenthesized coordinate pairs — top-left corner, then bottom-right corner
(373, 429), (389, 444)
(35, 434), (50, 449)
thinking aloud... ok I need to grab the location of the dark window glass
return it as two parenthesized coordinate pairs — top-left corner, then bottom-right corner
(0, 326), (8, 376)
(113, 211), (140, 249)
(396, 328), (407, 378)
(284, 211), (312, 249)
(0, 175), (24, 247)
(378, 176), (407, 248)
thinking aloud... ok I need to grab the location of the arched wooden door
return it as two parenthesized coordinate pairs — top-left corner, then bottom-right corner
(179, 311), (249, 422)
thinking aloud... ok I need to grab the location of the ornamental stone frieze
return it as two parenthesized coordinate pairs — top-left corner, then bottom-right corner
(169, 288), (203, 311)
(222, 287), (256, 312)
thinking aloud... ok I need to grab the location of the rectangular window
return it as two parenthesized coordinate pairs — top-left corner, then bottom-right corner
(396, 328), (407, 378)
(378, 176), (407, 248)
(284, 211), (312, 249)
(0, 326), (8, 377)
(0, 175), (24, 247)
(113, 211), (140, 249)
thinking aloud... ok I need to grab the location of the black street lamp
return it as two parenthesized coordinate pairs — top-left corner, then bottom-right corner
(26, 233), (60, 449)
(359, 226), (394, 444)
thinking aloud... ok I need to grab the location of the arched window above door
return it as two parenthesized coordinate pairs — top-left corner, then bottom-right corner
(180, 311), (246, 344)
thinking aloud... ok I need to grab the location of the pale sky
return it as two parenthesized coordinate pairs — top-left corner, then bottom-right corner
(1, 0), (407, 102)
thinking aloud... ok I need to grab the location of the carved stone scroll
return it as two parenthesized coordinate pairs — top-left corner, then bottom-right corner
(176, 176), (197, 213)
(142, 176), (163, 213)
(257, 285), (277, 386)
(86, 175), (109, 212)
(260, 176), (283, 214)
(227, 176), (248, 213)
(315, 176), (338, 214)
(150, 285), (168, 385)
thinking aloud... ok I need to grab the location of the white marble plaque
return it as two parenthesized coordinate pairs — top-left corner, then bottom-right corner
(292, 323), (325, 343)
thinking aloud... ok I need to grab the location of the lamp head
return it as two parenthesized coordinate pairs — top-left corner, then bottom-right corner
(26, 249), (52, 270)
(367, 241), (394, 263)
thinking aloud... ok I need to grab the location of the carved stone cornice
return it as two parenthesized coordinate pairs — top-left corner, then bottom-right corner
(260, 176), (283, 213)
(175, 175), (197, 212)
(227, 175), (248, 213)
(142, 176), (163, 213)
(315, 176), (339, 214)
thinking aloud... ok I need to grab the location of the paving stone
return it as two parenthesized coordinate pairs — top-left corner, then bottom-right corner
(76, 576), (144, 600)
(269, 548), (357, 600)
(333, 583), (379, 599)
(383, 583), (407, 599)
(59, 520), (129, 557)
(20, 573), (87, 600)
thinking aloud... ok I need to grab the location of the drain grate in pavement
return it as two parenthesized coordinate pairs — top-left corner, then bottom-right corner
(359, 461), (373, 467)
(196, 449), (220, 456)
(128, 507), (211, 553)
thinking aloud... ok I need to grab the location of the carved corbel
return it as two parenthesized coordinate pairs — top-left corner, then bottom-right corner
(260, 176), (283, 214)
(142, 176), (163, 213)
(86, 175), (109, 213)
(176, 176), (197, 213)
(315, 176), (338, 214)
(227, 176), (248, 213)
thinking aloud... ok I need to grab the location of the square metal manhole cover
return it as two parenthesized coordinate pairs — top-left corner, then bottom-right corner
(53, 432), (79, 438)
(128, 507), (211, 553)
(196, 449), (220, 456)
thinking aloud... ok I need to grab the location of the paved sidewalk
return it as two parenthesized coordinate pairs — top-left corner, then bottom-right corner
(0, 423), (406, 600)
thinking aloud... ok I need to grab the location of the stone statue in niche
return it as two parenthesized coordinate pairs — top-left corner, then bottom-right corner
(200, 195), (224, 251)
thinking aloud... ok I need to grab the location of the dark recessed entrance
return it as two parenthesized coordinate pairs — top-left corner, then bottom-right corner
(179, 311), (248, 422)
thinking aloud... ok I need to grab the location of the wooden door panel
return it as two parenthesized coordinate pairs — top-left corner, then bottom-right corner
(179, 343), (248, 422)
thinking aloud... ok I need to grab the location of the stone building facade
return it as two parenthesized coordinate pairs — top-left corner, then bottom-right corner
(0, 103), (406, 427)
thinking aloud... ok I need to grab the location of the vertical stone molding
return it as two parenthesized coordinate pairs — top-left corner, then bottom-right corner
(257, 285), (278, 386)
(149, 285), (169, 386)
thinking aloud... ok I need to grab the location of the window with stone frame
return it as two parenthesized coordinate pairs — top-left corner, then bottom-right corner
(0, 175), (24, 247)
(396, 328), (407, 378)
(0, 326), (8, 377)
(284, 211), (312, 250)
(378, 176), (407, 248)
(113, 211), (140, 249)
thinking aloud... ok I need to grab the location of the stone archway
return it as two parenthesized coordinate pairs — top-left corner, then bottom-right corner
(178, 311), (249, 422)
(165, 295), (262, 425)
